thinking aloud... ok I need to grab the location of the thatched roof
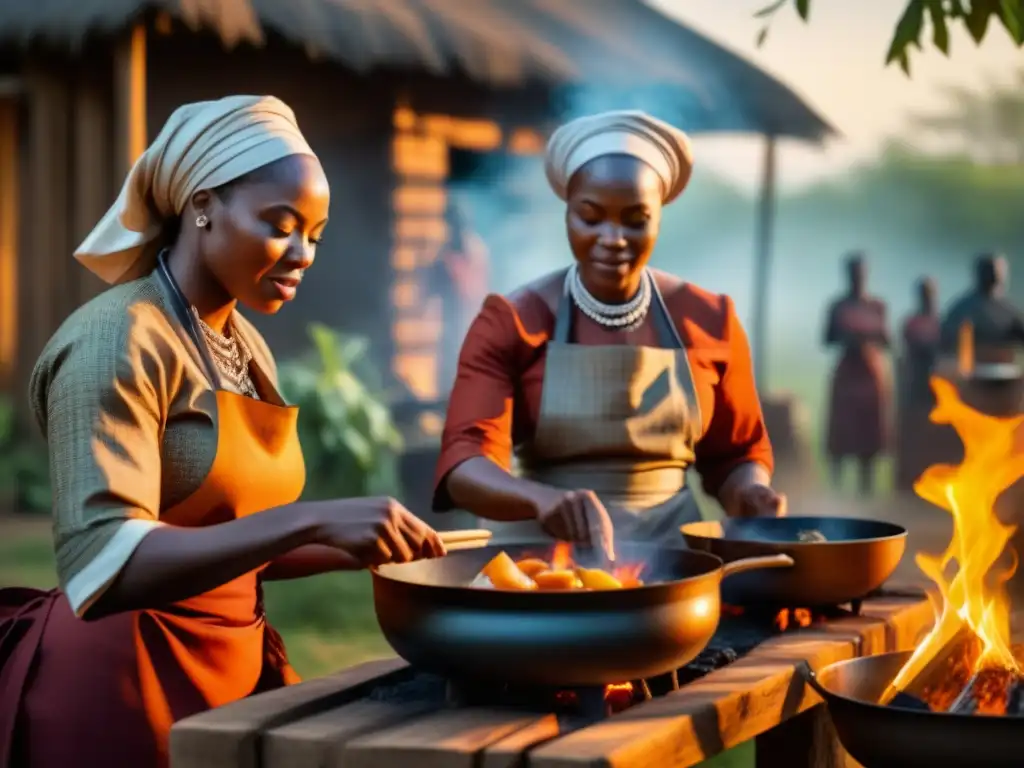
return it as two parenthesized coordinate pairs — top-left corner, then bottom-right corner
(0, 0), (835, 141)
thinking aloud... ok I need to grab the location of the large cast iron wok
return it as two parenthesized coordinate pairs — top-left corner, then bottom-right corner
(805, 651), (1024, 768)
(680, 516), (907, 608)
(371, 543), (792, 687)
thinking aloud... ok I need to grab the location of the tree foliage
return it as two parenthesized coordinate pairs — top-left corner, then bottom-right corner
(755, 0), (1024, 75)
(909, 68), (1024, 163)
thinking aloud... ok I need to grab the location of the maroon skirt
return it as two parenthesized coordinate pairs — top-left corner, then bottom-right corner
(826, 352), (892, 459)
(0, 580), (294, 768)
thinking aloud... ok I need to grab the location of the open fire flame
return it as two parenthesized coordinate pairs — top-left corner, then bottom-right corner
(548, 542), (645, 588)
(885, 377), (1024, 707)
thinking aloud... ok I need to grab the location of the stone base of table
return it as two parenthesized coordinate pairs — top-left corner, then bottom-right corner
(171, 594), (932, 768)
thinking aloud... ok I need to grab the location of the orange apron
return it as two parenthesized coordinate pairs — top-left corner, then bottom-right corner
(0, 258), (305, 767)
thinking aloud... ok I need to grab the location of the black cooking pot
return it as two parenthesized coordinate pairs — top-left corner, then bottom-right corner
(371, 543), (792, 687)
(805, 651), (1024, 768)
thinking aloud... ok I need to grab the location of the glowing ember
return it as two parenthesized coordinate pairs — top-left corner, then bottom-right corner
(885, 377), (1024, 703)
(604, 681), (635, 712)
(775, 608), (814, 632)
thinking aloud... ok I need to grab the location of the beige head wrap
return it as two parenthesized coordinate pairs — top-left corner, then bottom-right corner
(544, 110), (694, 204)
(75, 94), (316, 285)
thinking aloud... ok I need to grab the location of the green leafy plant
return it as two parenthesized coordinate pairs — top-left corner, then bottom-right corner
(0, 396), (52, 513)
(755, 0), (1024, 75)
(277, 324), (404, 501)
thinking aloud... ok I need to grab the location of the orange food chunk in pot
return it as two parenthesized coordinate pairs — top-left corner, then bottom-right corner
(481, 552), (537, 590)
(533, 569), (580, 590)
(576, 567), (624, 590)
(514, 558), (551, 579)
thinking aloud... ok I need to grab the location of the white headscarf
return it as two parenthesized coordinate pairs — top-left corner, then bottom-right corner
(544, 110), (694, 204)
(75, 95), (316, 285)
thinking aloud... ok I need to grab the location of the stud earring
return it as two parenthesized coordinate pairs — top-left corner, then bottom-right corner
(195, 213), (209, 229)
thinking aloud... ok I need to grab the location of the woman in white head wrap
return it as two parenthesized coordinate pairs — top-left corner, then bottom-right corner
(0, 95), (443, 768)
(433, 110), (785, 559)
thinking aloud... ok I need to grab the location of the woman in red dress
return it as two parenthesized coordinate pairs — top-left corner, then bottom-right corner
(823, 254), (893, 495)
(432, 111), (785, 555)
(0, 96), (444, 768)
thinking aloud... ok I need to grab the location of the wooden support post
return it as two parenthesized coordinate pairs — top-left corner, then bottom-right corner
(114, 21), (147, 179)
(751, 134), (777, 393)
(0, 97), (19, 390)
(19, 64), (71, 399)
(754, 704), (845, 768)
(72, 64), (113, 304)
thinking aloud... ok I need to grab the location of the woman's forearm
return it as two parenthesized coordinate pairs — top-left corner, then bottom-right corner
(445, 457), (556, 521)
(262, 544), (361, 580)
(717, 462), (772, 517)
(89, 502), (324, 619)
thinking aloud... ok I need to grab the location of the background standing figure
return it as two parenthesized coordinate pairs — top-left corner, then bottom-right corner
(896, 277), (947, 491)
(823, 253), (892, 495)
(429, 201), (490, 396)
(941, 253), (1024, 369)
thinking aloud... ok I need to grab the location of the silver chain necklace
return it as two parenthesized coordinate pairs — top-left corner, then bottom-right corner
(566, 264), (653, 332)
(191, 308), (258, 398)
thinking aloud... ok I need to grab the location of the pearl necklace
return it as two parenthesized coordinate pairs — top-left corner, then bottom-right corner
(566, 264), (652, 332)
(192, 308), (259, 398)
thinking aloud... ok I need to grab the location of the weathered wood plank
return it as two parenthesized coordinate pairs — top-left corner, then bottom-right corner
(342, 708), (553, 768)
(170, 657), (409, 768)
(481, 714), (563, 768)
(526, 596), (931, 768)
(71, 60), (112, 306)
(21, 62), (71, 397)
(263, 698), (435, 768)
(113, 21), (147, 179)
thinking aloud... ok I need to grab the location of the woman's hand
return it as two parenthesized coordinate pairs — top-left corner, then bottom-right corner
(733, 484), (787, 518)
(533, 488), (616, 559)
(309, 497), (447, 567)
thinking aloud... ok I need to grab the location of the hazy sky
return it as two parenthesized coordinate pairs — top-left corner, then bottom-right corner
(649, 0), (1021, 190)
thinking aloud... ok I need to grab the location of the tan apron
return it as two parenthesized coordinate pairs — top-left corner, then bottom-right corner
(484, 275), (703, 545)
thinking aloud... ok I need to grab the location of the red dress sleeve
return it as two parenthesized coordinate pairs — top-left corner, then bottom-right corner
(693, 295), (775, 497)
(432, 294), (543, 510)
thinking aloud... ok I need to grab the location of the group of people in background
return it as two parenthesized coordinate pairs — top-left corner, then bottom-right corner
(822, 252), (1024, 496)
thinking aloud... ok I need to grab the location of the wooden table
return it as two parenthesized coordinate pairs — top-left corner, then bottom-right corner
(170, 594), (932, 768)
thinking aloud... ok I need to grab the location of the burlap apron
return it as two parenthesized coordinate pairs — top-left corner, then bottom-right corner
(483, 276), (703, 546)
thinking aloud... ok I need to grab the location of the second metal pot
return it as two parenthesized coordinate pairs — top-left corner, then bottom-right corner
(681, 516), (907, 607)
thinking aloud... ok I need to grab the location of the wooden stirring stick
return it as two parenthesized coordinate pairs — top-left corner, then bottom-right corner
(438, 529), (493, 552)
